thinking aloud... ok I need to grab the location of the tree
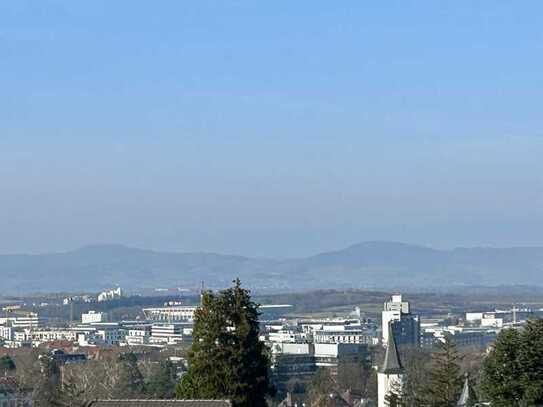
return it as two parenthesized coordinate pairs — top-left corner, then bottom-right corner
(176, 279), (274, 407)
(0, 354), (16, 375)
(480, 328), (523, 407)
(146, 360), (177, 399)
(482, 319), (543, 406)
(337, 361), (362, 394)
(53, 352), (149, 407)
(285, 378), (305, 394)
(365, 369), (378, 403)
(116, 352), (145, 398)
(305, 368), (339, 407)
(424, 335), (463, 407)
(517, 319), (543, 405)
(33, 353), (61, 407)
(401, 346), (432, 407)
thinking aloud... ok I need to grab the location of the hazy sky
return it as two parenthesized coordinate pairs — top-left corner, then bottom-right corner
(1, 1), (543, 257)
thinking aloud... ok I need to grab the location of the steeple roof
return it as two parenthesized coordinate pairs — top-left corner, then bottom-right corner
(457, 374), (476, 406)
(380, 326), (403, 374)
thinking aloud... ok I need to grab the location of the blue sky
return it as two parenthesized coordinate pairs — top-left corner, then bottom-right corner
(1, 1), (543, 257)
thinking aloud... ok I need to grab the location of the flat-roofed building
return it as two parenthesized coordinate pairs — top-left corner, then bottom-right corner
(151, 323), (187, 344)
(270, 341), (367, 394)
(313, 328), (373, 345)
(143, 306), (197, 323)
(82, 311), (107, 324)
(267, 329), (307, 344)
(125, 325), (152, 346)
(11, 313), (44, 329)
(30, 329), (77, 343)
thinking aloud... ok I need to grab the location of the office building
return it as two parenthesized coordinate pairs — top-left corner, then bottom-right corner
(143, 306), (197, 323)
(382, 294), (420, 347)
(82, 311), (107, 324)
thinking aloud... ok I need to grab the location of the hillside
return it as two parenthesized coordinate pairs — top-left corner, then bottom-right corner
(1, 242), (543, 294)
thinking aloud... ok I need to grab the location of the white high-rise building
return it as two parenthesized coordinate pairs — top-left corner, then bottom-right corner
(382, 294), (413, 344)
(378, 328), (405, 407)
(381, 294), (420, 347)
(97, 287), (123, 302)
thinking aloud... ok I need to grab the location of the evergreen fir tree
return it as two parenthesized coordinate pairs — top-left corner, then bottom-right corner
(176, 279), (274, 407)
(424, 335), (463, 407)
(517, 319), (543, 406)
(480, 328), (523, 407)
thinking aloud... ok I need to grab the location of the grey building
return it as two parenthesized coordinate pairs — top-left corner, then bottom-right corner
(390, 314), (420, 348)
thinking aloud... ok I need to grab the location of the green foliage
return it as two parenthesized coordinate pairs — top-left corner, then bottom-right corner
(480, 328), (522, 406)
(146, 360), (177, 399)
(518, 319), (543, 405)
(482, 319), (543, 406)
(0, 355), (16, 373)
(424, 335), (463, 407)
(176, 279), (274, 407)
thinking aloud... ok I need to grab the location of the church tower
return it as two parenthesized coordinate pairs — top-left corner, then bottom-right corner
(457, 373), (477, 406)
(378, 327), (405, 407)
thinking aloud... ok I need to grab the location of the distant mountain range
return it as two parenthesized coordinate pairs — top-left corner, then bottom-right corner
(1, 241), (543, 295)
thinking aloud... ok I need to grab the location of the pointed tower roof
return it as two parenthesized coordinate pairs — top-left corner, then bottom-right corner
(380, 326), (403, 374)
(457, 374), (475, 406)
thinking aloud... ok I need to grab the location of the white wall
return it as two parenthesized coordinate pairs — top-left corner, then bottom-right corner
(378, 372), (403, 407)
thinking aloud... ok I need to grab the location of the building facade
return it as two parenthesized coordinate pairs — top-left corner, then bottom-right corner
(143, 306), (197, 323)
(382, 294), (420, 347)
(82, 311), (107, 324)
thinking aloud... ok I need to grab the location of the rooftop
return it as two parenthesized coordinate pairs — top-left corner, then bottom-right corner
(380, 327), (403, 374)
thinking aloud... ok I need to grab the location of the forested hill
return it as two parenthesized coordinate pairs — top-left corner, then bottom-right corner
(1, 241), (543, 294)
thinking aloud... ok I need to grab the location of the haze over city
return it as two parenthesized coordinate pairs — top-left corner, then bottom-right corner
(3, 3), (543, 407)
(2, 1), (543, 258)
